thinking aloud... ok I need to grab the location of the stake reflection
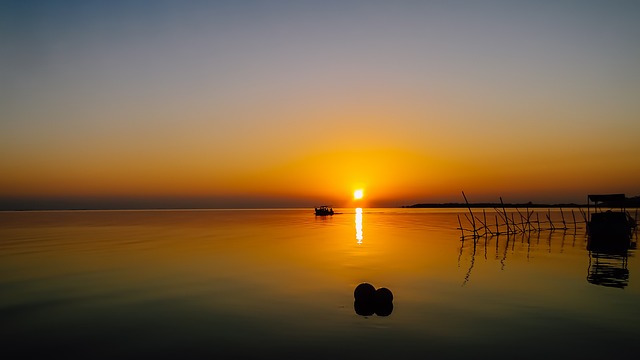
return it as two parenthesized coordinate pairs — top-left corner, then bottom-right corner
(356, 208), (363, 244)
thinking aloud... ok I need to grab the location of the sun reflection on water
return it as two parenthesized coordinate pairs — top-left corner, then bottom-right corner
(355, 207), (363, 244)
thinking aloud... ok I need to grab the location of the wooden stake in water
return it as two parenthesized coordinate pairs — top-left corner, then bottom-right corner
(511, 213), (521, 233)
(462, 191), (477, 237)
(500, 197), (510, 234)
(475, 212), (492, 236)
(579, 208), (588, 223)
(515, 207), (529, 232)
(483, 209), (488, 235)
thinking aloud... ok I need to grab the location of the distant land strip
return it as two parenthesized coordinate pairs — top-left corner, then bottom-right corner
(404, 196), (640, 209)
(403, 203), (586, 208)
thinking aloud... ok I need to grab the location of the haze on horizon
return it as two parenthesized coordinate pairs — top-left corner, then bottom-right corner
(2, 0), (639, 210)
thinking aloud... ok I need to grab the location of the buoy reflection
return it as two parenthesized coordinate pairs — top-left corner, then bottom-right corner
(356, 208), (363, 244)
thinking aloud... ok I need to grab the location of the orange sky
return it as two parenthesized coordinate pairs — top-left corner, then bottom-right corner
(2, 1), (639, 209)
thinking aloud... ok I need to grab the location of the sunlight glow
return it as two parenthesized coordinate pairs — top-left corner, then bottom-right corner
(354, 189), (364, 200)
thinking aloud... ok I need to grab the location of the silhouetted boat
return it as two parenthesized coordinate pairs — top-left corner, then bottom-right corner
(586, 194), (636, 289)
(587, 194), (636, 241)
(314, 205), (334, 216)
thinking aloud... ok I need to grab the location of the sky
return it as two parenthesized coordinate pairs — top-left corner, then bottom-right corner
(1, 0), (639, 209)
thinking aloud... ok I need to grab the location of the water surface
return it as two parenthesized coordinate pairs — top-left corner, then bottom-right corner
(1, 208), (638, 359)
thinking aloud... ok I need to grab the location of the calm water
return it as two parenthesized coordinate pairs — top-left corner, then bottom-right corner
(1, 208), (639, 359)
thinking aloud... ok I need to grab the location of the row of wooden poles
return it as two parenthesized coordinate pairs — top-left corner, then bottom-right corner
(457, 191), (589, 239)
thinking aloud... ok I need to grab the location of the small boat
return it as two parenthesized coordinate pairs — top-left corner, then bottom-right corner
(586, 194), (636, 289)
(315, 205), (334, 216)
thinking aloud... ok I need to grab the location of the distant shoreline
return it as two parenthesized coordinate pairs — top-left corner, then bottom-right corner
(404, 199), (640, 208)
(402, 203), (587, 209)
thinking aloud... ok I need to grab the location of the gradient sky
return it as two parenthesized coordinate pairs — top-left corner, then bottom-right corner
(2, 0), (639, 209)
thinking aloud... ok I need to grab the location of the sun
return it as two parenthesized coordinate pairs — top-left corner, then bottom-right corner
(353, 189), (364, 200)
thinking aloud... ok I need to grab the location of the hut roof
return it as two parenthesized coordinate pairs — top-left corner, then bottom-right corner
(588, 194), (625, 203)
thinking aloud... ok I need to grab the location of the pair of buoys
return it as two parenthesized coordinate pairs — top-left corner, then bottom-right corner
(353, 283), (393, 317)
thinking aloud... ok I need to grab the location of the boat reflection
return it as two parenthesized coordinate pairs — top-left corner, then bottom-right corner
(587, 232), (637, 289)
(355, 208), (363, 244)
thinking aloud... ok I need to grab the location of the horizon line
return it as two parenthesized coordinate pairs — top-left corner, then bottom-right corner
(3, 202), (633, 212)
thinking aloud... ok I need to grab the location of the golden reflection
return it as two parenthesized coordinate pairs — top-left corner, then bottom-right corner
(355, 207), (363, 244)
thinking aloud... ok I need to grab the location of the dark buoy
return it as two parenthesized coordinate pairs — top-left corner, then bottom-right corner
(354, 283), (376, 302)
(353, 283), (394, 317)
(375, 287), (393, 303)
(374, 301), (393, 317)
(354, 300), (375, 316)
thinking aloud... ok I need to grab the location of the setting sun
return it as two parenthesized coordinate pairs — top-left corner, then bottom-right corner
(354, 189), (364, 200)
